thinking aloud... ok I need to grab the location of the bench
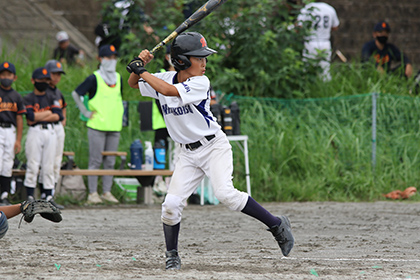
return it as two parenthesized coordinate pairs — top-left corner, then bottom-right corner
(12, 151), (173, 204)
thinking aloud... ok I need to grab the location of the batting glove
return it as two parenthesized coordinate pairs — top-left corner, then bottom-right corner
(126, 57), (147, 75)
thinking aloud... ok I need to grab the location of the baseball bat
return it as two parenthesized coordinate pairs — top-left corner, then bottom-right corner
(149, 0), (227, 55)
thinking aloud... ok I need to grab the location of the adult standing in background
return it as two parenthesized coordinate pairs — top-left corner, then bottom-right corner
(297, 1), (339, 81)
(72, 45), (123, 205)
(53, 31), (85, 67)
(361, 21), (413, 78)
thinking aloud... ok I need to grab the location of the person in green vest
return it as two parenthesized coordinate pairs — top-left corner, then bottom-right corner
(71, 44), (123, 204)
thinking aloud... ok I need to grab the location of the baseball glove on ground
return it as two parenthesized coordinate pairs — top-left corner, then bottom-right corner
(20, 200), (62, 223)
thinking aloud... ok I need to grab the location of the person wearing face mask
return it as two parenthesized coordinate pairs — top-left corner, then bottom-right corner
(72, 44), (123, 205)
(23, 67), (64, 202)
(37, 60), (67, 210)
(0, 62), (26, 206)
(361, 21), (413, 78)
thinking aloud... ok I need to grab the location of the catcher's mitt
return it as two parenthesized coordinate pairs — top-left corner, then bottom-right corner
(20, 200), (62, 224)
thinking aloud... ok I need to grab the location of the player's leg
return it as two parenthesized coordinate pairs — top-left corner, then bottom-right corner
(87, 128), (106, 203)
(101, 131), (120, 203)
(53, 123), (65, 186)
(41, 129), (63, 209)
(161, 147), (206, 269)
(23, 127), (44, 200)
(0, 126), (15, 205)
(205, 133), (294, 256)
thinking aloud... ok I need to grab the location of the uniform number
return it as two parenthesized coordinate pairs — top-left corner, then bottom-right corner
(313, 15), (330, 30)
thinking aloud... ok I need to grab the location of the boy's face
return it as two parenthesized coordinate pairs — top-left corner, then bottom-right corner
(0, 70), (17, 89)
(50, 72), (62, 86)
(185, 57), (207, 76)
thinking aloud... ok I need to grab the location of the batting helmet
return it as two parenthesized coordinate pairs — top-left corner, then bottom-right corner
(171, 32), (217, 71)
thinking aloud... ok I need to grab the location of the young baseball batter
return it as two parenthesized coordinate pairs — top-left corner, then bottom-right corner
(0, 61), (26, 206)
(23, 67), (63, 202)
(127, 32), (294, 270)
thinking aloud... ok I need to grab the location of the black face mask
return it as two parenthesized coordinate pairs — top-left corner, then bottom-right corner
(0, 78), (13, 88)
(376, 36), (388, 45)
(34, 82), (49, 92)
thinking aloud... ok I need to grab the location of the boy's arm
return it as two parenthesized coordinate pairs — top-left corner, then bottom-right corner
(14, 115), (23, 154)
(128, 50), (179, 96)
(33, 110), (53, 122)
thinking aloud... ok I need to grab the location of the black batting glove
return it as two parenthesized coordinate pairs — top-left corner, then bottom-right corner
(126, 57), (147, 75)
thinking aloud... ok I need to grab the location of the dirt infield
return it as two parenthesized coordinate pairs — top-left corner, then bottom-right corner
(1, 201), (420, 279)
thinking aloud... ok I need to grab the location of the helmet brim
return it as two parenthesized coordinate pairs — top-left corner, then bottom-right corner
(183, 47), (217, 57)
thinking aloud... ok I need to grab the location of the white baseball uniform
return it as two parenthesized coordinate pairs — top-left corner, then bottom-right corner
(0, 87), (26, 178)
(138, 71), (249, 225)
(297, 2), (340, 81)
(38, 87), (67, 186)
(23, 92), (61, 191)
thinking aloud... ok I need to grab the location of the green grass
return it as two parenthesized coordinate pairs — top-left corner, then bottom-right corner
(2, 42), (420, 204)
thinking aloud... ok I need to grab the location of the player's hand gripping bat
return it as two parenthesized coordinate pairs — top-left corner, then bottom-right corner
(126, 0), (227, 73)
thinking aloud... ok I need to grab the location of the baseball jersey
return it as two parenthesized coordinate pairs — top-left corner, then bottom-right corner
(0, 87), (26, 126)
(138, 71), (221, 144)
(23, 92), (62, 124)
(47, 86), (67, 110)
(361, 40), (411, 70)
(297, 2), (339, 41)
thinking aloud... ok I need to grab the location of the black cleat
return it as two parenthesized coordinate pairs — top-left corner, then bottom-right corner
(48, 199), (64, 210)
(165, 249), (181, 270)
(267, 215), (294, 256)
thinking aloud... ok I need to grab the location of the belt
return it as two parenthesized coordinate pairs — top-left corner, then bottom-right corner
(0, 122), (12, 128)
(31, 123), (53, 129)
(184, 135), (216, 151)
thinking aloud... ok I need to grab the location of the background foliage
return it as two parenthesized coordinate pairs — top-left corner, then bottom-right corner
(1, 0), (419, 204)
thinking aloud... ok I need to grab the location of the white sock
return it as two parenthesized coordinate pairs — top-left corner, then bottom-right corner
(1, 192), (8, 200)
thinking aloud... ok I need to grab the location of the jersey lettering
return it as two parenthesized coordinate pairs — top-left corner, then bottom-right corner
(0, 101), (18, 112)
(181, 82), (191, 93)
(162, 104), (193, 116)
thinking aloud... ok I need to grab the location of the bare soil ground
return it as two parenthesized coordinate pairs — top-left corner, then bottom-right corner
(1, 201), (420, 279)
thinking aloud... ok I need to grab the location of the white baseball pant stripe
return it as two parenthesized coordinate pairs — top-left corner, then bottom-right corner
(0, 126), (16, 177)
(162, 130), (249, 226)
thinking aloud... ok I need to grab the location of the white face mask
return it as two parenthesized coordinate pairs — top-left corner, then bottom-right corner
(101, 58), (117, 72)
(99, 58), (117, 85)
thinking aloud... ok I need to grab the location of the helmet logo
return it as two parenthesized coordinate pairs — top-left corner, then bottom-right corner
(200, 37), (207, 47)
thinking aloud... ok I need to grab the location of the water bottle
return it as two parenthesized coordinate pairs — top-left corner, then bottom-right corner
(144, 141), (154, 171)
(130, 139), (143, 170)
(153, 140), (166, 170)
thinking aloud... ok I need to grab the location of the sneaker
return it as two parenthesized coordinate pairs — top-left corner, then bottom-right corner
(267, 215), (295, 257)
(47, 198), (65, 210)
(101, 192), (119, 204)
(165, 249), (181, 270)
(87, 192), (103, 204)
(0, 197), (11, 206)
(27, 196), (35, 202)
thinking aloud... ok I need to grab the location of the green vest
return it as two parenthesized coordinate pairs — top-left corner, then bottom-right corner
(152, 101), (166, 130)
(152, 68), (167, 130)
(87, 71), (123, 131)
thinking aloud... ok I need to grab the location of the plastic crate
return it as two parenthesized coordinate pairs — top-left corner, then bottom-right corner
(114, 178), (140, 201)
